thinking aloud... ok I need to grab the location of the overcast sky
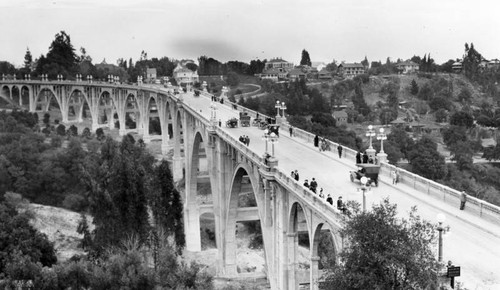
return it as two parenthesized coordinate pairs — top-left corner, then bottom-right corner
(1, 0), (499, 67)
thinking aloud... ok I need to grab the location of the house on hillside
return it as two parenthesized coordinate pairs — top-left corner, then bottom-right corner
(332, 110), (348, 125)
(173, 64), (199, 86)
(258, 68), (288, 82)
(288, 68), (307, 81)
(146, 68), (157, 82)
(338, 63), (365, 78)
(264, 58), (294, 70)
(396, 61), (419, 74)
(452, 61), (463, 73)
(311, 62), (326, 71)
(486, 59), (500, 69)
(318, 68), (332, 80)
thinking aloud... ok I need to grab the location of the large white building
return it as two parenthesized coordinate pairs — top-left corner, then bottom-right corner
(173, 64), (199, 86)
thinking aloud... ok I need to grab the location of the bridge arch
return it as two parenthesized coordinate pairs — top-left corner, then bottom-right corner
(311, 222), (340, 288)
(224, 163), (265, 277)
(35, 87), (59, 114)
(124, 93), (140, 131)
(287, 201), (312, 289)
(67, 88), (89, 123)
(20, 85), (30, 107)
(0, 85), (14, 107)
(97, 90), (116, 128)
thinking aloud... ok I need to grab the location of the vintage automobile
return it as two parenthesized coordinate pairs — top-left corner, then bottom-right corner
(349, 163), (380, 186)
(226, 118), (238, 128)
(267, 124), (280, 137)
(239, 112), (251, 127)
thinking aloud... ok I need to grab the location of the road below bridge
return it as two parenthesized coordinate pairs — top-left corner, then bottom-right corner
(179, 91), (500, 290)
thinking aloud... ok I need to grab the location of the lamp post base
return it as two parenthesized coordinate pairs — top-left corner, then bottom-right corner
(377, 152), (388, 163)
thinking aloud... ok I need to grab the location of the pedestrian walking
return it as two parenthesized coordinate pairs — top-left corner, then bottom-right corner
(303, 179), (309, 189)
(294, 170), (299, 181)
(391, 170), (397, 185)
(314, 135), (319, 147)
(460, 191), (467, 210)
(218, 119), (222, 127)
(395, 169), (400, 184)
(326, 194), (333, 205)
(246, 136), (250, 146)
(363, 151), (369, 163)
(356, 151), (362, 164)
(291, 171), (296, 179)
(289, 126), (293, 137)
(337, 145), (343, 158)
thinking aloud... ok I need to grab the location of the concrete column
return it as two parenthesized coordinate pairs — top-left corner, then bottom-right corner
(310, 255), (320, 290)
(287, 232), (298, 290)
(377, 152), (388, 163)
(184, 205), (201, 252)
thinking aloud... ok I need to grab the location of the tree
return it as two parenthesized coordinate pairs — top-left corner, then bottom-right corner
(417, 83), (433, 100)
(82, 137), (154, 255)
(38, 31), (78, 77)
(360, 56), (369, 69)
(450, 141), (474, 170)
(442, 125), (467, 147)
(352, 84), (370, 116)
(457, 88), (472, 104)
(23, 48), (33, 71)
(410, 79), (419, 95)
(226, 71), (240, 87)
(408, 136), (446, 180)
(450, 111), (474, 128)
(300, 49), (311, 66)
(150, 160), (185, 250)
(379, 108), (398, 125)
(322, 199), (439, 289)
(435, 108), (448, 123)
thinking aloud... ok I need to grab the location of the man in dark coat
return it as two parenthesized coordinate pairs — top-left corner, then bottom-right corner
(337, 145), (343, 158)
(363, 152), (369, 163)
(310, 178), (318, 193)
(356, 151), (362, 164)
(314, 135), (319, 147)
(326, 194), (333, 205)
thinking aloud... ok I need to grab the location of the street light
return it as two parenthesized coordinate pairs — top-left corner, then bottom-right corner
(275, 101), (287, 117)
(377, 128), (387, 153)
(209, 100), (217, 123)
(366, 125), (376, 149)
(359, 176), (369, 212)
(437, 213), (446, 262)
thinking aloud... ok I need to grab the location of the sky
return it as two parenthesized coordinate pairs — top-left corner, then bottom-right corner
(1, 0), (499, 67)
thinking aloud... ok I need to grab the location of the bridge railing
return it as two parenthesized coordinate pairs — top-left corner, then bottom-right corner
(274, 169), (345, 224)
(378, 162), (500, 223)
(279, 121), (500, 223)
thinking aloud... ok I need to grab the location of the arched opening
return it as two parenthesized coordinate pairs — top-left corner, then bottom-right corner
(35, 89), (61, 125)
(289, 202), (311, 288)
(312, 223), (338, 289)
(227, 167), (266, 277)
(0, 86), (11, 108)
(125, 94), (140, 130)
(67, 90), (87, 123)
(199, 212), (216, 250)
(147, 96), (161, 139)
(191, 132), (211, 204)
(11, 86), (20, 106)
(97, 91), (116, 127)
(175, 110), (184, 157)
(166, 101), (173, 140)
(20, 86), (30, 107)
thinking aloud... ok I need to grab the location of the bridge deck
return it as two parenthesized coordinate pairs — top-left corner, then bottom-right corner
(180, 91), (500, 289)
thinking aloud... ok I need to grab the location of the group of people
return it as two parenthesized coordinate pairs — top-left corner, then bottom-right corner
(391, 169), (400, 185)
(355, 151), (376, 164)
(239, 135), (250, 146)
(314, 135), (331, 152)
(290, 170), (300, 181)
(303, 177), (319, 193)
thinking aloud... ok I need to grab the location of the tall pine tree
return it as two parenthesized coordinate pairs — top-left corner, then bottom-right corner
(300, 49), (312, 66)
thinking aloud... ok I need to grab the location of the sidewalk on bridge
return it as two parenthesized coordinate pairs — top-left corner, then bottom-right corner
(285, 133), (500, 239)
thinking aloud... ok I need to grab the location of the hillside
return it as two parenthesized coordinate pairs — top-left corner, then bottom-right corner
(27, 203), (92, 261)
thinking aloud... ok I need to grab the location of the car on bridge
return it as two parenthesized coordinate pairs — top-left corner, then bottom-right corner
(350, 163), (380, 186)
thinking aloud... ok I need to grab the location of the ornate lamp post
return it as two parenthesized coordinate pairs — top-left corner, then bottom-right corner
(437, 213), (446, 262)
(275, 100), (281, 116)
(269, 132), (278, 157)
(365, 125), (376, 160)
(358, 176), (370, 212)
(209, 100), (217, 125)
(377, 127), (388, 163)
